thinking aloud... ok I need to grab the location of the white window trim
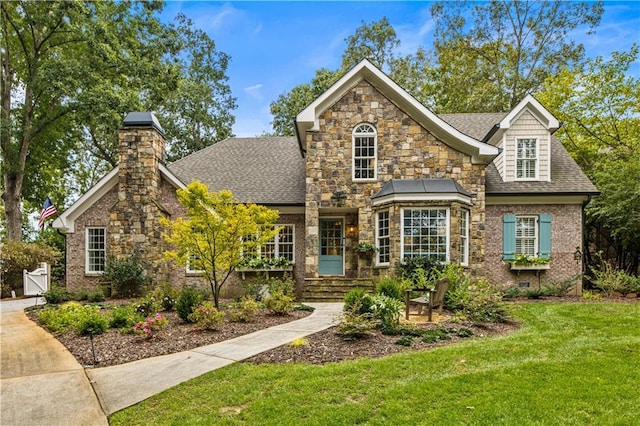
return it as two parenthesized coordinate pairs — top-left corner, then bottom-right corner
(515, 137), (539, 181)
(265, 224), (296, 263)
(515, 215), (539, 256)
(460, 209), (470, 266)
(85, 227), (106, 275)
(375, 210), (390, 267)
(352, 123), (377, 181)
(400, 207), (450, 262)
(186, 253), (205, 275)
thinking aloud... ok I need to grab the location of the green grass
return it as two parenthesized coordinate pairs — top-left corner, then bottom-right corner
(110, 302), (640, 425)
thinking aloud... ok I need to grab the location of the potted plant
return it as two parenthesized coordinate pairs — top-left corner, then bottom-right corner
(353, 242), (378, 256)
(509, 253), (550, 270)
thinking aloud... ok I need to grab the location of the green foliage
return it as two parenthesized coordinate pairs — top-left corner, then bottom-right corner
(352, 242), (378, 254)
(109, 305), (143, 330)
(240, 275), (269, 301)
(335, 310), (377, 341)
(264, 292), (294, 316)
(582, 290), (602, 300)
(375, 277), (405, 301)
(37, 302), (102, 334)
(133, 313), (169, 338)
(381, 323), (424, 337)
(512, 254), (550, 266)
(153, 283), (179, 311)
(502, 286), (522, 299)
(176, 286), (204, 323)
(395, 335), (414, 346)
(134, 294), (162, 318)
(162, 183), (280, 308)
(228, 296), (260, 323)
(422, 328), (452, 343)
(542, 275), (580, 297)
(101, 256), (150, 298)
(0, 241), (61, 297)
(590, 262), (640, 296)
(456, 327), (474, 338)
(77, 311), (109, 336)
(43, 285), (71, 304)
(396, 256), (443, 286)
(238, 256), (291, 270)
(266, 274), (295, 296)
(369, 294), (404, 328)
(188, 302), (225, 331)
(343, 288), (374, 315)
(87, 289), (106, 303)
(446, 278), (508, 324)
(523, 289), (545, 300)
(293, 303), (315, 312)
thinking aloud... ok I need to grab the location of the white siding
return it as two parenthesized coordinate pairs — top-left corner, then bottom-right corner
(492, 136), (505, 180)
(503, 110), (551, 182)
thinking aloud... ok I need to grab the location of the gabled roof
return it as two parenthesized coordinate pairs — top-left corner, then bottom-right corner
(168, 137), (305, 205)
(52, 163), (184, 233)
(295, 59), (500, 164)
(371, 178), (473, 206)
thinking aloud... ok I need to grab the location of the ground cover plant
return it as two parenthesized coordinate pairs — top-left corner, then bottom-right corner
(110, 301), (640, 425)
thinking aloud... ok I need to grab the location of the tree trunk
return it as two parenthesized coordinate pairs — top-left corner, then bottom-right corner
(2, 175), (23, 241)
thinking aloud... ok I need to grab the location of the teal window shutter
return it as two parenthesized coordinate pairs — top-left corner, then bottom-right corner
(502, 214), (516, 260)
(539, 213), (552, 259)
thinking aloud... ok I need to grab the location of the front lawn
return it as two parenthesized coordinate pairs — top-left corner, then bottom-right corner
(111, 302), (640, 425)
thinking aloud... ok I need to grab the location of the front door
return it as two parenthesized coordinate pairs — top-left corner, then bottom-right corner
(319, 219), (344, 275)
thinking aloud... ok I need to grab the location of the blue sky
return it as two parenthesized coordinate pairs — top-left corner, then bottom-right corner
(160, 1), (640, 137)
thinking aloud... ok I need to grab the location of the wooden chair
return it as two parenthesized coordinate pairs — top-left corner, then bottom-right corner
(405, 278), (450, 322)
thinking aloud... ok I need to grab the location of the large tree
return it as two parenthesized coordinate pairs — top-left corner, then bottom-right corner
(430, 0), (604, 112)
(1, 1), (236, 240)
(536, 45), (640, 274)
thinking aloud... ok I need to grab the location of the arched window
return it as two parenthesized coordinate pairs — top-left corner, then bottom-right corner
(352, 123), (377, 180)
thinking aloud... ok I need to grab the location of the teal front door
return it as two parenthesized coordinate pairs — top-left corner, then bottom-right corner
(319, 219), (344, 275)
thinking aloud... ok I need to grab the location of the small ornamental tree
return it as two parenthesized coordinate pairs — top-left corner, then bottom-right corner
(161, 182), (279, 308)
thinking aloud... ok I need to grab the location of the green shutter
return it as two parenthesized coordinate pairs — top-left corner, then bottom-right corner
(539, 213), (552, 259)
(502, 214), (516, 260)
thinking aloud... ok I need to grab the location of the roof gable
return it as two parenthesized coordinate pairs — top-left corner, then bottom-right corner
(296, 59), (499, 164)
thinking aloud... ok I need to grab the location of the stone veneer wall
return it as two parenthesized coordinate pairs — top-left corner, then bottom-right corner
(304, 80), (488, 279)
(108, 125), (168, 285)
(485, 203), (583, 293)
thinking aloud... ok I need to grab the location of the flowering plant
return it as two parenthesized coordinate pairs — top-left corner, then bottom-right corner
(133, 313), (168, 339)
(187, 301), (225, 330)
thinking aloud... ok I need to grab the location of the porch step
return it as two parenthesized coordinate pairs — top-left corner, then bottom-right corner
(301, 278), (374, 302)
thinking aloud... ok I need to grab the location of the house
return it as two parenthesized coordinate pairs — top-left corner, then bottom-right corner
(53, 60), (598, 300)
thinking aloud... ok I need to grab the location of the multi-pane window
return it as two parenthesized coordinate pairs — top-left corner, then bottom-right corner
(516, 216), (537, 256)
(353, 123), (377, 180)
(402, 208), (449, 262)
(376, 210), (390, 265)
(460, 209), (469, 266)
(516, 138), (537, 179)
(86, 227), (106, 274)
(263, 225), (295, 262)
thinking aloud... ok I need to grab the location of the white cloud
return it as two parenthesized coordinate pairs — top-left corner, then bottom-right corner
(244, 84), (264, 100)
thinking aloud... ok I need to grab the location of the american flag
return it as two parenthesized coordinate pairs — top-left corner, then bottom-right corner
(38, 197), (57, 229)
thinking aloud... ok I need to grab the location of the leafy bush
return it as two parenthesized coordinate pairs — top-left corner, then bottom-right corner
(101, 255), (151, 298)
(0, 241), (62, 297)
(524, 289), (545, 299)
(133, 313), (169, 338)
(87, 289), (106, 303)
(456, 327), (474, 338)
(422, 328), (452, 343)
(395, 336), (414, 346)
(381, 323), (424, 337)
(266, 274), (295, 296)
(109, 305), (142, 330)
(188, 302), (225, 330)
(396, 256), (443, 285)
(228, 296), (260, 322)
(77, 312), (109, 336)
(369, 294), (404, 327)
(43, 285), (71, 304)
(335, 310), (377, 341)
(134, 294), (162, 317)
(446, 278), (507, 324)
(153, 283), (179, 311)
(590, 262), (640, 296)
(344, 288), (374, 314)
(376, 277), (405, 301)
(265, 291), (294, 315)
(37, 302), (100, 334)
(176, 286), (204, 323)
(582, 290), (602, 300)
(294, 303), (315, 312)
(240, 275), (269, 301)
(502, 286), (522, 299)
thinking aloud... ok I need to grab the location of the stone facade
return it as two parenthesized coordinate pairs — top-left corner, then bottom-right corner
(303, 80), (488, 280)
(485, 203), (584, 293)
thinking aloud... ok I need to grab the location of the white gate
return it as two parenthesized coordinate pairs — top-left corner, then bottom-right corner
(23, 263), (49, 296)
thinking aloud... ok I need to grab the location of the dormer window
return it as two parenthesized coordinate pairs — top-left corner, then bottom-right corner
(352, 123), (377, 181)
(516, 138), (537, 180)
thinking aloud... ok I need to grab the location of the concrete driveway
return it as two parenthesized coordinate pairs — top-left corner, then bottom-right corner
(0, 298), (107, 426)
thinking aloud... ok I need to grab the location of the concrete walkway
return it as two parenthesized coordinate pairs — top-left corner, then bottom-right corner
(0, 299), (342, 423)
(0, 297), (107, 426)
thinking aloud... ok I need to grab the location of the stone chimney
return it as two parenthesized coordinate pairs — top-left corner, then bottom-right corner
(108, 112), (168, 284)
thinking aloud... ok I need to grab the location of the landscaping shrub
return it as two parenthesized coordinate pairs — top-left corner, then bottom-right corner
(133, 313), (169, 338)
(188, 302), (225, 330)
(266, 274), (295, 296)
(343, 288), (374, 314)
(228, 296), (260, 322)
(369, 294), (404, 327)
(43, 285), (71, 304)
(375, 277), (405, 301)
(71, 289), (89, 301)
(109, 305), (143, 330)
(524, 289), (545, 299)
(396, 256), (443, 285)
(335, 310), (377, 341)
(134, 294), (162, 317)
(101, 255), (151, 298)
(294, 303), (315, 312)
(176, 286), (204, 323)
(381, 323), (424, 337)
(395, 336), (414, 346)
(0, 240), (61, 298)
(502, 286), (522, 299)
(422, 328), (452, 343)
(265, 291), (294, 315)
(87, 289), (106, 303)
(456, 327), (474, 337)
(446, 278), (507, 324)
(542, 274), (580, 297)
(240, 275), (269, 301)
(37, 302), (98, 333)
(590, 262), (640, 296)
(77, 311), (109, 336)
(153, 283), (179, 311)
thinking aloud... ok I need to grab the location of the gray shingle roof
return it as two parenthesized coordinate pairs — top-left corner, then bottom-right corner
(438, 113), (505, 143)
(372, 178), (472, 199)
(168, 137), (305, 205)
